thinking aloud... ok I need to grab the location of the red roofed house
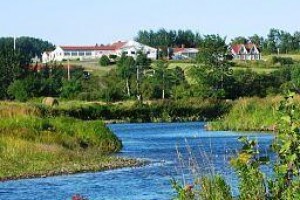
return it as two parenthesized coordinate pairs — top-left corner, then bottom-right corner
(231, 43), (261, 61)
(42, 44), (115, 63)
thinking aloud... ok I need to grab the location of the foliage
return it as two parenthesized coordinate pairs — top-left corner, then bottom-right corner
(198, 176), (233, 200)
(173, 94), (300, 199)
(116, 54), (136, 97)
(135, 29), (202, 49)
(42, 98), (230, 122)
(0, 102), (131, 181)
(99, 55), (111, 66)
(7, 80), (30, 102)
(172, 180), (195, 200)
(271, 56), (294, 65)
(191, 35), (233, 99)
(230, 137), (267, 200)
(0, 37), (22, 99)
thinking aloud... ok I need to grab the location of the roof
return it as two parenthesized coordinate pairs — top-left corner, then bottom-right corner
(60, 45), (116, 51)
(110, 41), (127, 50)
(173, 48), (199, 54)
(231, 43), (260, 54)
(231, 45), (241, 54)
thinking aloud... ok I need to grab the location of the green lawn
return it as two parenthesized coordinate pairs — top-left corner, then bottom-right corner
(232, 67), (277, 74)
(61, 60), (117, 77)
(263, 54), (300, 62)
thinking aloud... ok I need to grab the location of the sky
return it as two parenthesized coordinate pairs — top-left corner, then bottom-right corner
(1, 0), (299, 45)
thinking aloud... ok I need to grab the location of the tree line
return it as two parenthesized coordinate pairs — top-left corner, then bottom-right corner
(135, 28), (300, 54)
(1, 35), (300, 102)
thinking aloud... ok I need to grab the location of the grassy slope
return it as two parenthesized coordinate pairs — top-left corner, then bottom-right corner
(62, 60), (117, 77)
(208, 95), (300, 131)
(0, 102), (140, 181)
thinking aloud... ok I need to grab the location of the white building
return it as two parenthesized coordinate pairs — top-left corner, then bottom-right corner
(42, 41), (157, 63)
(172, 47), (199, 60)
(113, 40), (157, 60)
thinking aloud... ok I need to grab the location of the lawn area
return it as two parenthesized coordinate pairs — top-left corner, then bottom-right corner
(232, 66), (277, 74)
(263, 54), (300, 62)
(61, 60), (117, 77)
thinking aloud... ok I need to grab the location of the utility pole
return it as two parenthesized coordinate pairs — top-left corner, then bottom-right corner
(162, 68), (165, 99)
(136, 65), (140, 101)
(67, 59), (70, 81)
(13, 35), (16, 51)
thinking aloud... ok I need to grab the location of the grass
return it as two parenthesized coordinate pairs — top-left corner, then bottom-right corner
(0, 101), (142, 181)
(61, 60), (117, 77)
(232, 67), (277, 74)
(263, 54), (300, 62)
(207, 95), (300, 131)
(44, 98), (231, 123)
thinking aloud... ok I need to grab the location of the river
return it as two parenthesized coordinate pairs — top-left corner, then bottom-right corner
(0, 122), (273, 200)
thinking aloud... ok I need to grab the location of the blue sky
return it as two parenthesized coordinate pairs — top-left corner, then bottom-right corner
(1, 0), (299, 45)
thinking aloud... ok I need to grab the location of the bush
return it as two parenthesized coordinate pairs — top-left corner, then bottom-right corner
(7, 80), (29, 102)
(271, 56), (294, 65)
(99, 55), (111, 66)
(109, 54), (117, 59)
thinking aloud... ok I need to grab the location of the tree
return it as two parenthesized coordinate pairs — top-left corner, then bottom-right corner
(153, 60), (169, 99)
(135, 29), (202, 49)
(0, 37), (22, 99)
(135, 52), (151, 100)
(231, 36), (248, 45)
(116, 54), (136, 97)
(99, 55), (110, 66)
(193, 34), (232, 98)
(16, 36), (54, 63)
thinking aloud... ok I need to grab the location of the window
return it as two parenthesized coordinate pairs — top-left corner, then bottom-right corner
(79, 51), (85, 56)
(64, 51), (70, 56)
(86, 51), (92, 56)
(131, 51), (136, 55)
(123, 51), (128, 55)
(71, 52), (77, 56)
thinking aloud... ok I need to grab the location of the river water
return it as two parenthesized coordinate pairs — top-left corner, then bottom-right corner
(0, 122), (273, 200)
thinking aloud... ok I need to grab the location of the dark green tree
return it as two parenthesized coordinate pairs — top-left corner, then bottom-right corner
(99, 55), (110, 66)
(231, 36), (248, 45)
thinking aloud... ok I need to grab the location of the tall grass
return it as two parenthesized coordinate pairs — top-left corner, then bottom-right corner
(208, 95), (300, 131)
(0, 102), (132, 181)
(47, 98), (231, 122)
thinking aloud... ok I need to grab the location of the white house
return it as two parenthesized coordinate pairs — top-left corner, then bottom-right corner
(231, 43), (261, 61)
(113, 40), (157, 60)
(42, 40), (157, 63)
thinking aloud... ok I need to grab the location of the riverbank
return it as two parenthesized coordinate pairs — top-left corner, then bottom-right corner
(207, 95), (300, 131)
(0, 101), (144, 181)
(0, 155), (145, 182)
(45, 98), (231, 123)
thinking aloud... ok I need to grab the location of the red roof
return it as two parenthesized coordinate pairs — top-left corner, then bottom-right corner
(231, 43), (259, 54)
(110, 41), (127, 50)
(231, 45), (241, 54)
(173, 48), (185, 53)
(60, 45), (115, 51)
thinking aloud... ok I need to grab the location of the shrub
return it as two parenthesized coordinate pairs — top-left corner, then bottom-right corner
(271, 56), (294, 65)
(7, 80), (29, 102)
(99, 55), (111, 66)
